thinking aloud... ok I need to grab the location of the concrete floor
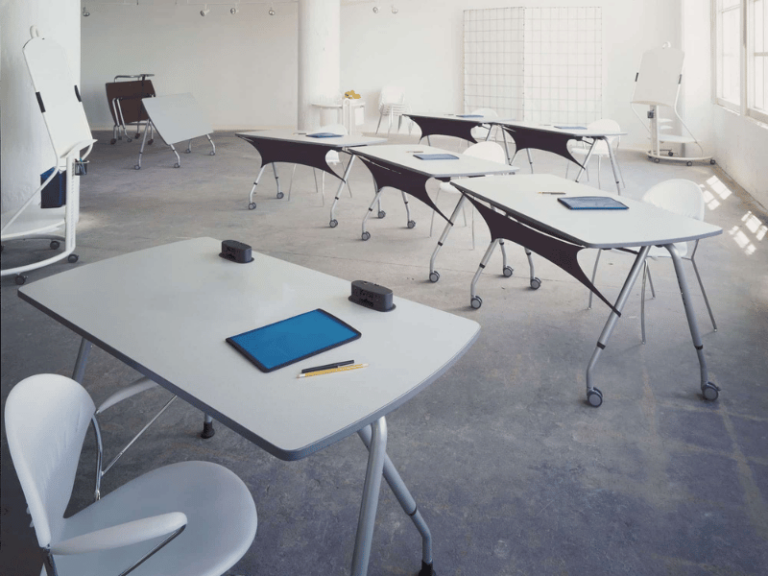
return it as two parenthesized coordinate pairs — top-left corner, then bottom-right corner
(2, 131), (767, 576)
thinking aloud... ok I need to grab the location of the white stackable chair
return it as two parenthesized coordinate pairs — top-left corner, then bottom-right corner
(468, 108), (500, 143)
(565, 118), (625, 190)
(429, 141), (507, 248)
(5, 374), (257, 576)
(288, 124), (353, 205)
(588, 179), (717, 343)
(375, 86), (412, 136)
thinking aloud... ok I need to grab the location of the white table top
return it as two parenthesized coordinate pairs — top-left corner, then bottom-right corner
(236, 129), (385, 149)
(350, 144), (518, 179)
(19, 238), (479, 461)
(493, 120), (626, 138)
(451, 174), (722, 249)
(406, 112), (512, 124)
(142, 94), (213, 145)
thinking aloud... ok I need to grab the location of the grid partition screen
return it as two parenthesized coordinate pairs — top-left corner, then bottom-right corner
(464, 6), (603, 125)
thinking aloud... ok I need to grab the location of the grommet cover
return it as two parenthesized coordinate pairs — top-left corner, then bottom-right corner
(349, 280), (395, 312)
(219, 240), (254, 263)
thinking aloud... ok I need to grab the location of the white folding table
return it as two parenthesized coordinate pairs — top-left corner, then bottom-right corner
(18, 237), (479, 576)
(451, 174), (722, 407)
(405, 112), (511, 145)
(236, 130), (386, 226)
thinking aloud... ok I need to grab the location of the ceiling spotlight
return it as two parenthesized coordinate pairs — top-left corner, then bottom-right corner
(230, 7), (239, 15)
(82, 6), (90, 17)
(391, 5), (398, 14)
(200, 5), (210, 17)
(372, 6), (379, 13)
(269, 7), (275, 16)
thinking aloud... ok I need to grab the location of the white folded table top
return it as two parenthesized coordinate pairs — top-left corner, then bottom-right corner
(235, 129), (385, 148)
(350, 144), (518, 179)
(451, 174), (722, 249)
(141, 93), (213, 145)
(19, 238), (480, 461)
(493, 120), (627, 138)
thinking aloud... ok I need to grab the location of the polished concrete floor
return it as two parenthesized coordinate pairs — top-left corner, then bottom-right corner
(2, 131), (767, 576)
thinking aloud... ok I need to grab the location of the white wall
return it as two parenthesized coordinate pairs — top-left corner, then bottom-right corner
(81, 0), (681, 150)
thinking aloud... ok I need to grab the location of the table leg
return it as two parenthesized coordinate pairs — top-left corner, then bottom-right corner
(72, 337), (92, 383)
(206, 134), (216, 156)
(470, 239), (501, 309)
(575, 140), (597, 184)
(401, 191), (416, 229)
(329, 155), (357, 228)
(584, 246), (650, 407)
(200, 413), (215, 439)
(361, 188), (385, 241)
(665, 243), (720, 401)
(526, 149), (534, 173)
(351, 417), (387, 576)
(501, 129), (512, 164)
(272, 163), (284, 199)
(358, 424), (435, 576)
(605, 137), (623, 194)
(168, 143), (182, 169)
(429, 195), (467, 283)
(248, 165), (267, 210)
(134, 122), (151, 170)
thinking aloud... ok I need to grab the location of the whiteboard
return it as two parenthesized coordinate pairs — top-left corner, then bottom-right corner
(23, 37), (93, 159)
(631, 46), (685, 107)
(142, 94), (213, 145)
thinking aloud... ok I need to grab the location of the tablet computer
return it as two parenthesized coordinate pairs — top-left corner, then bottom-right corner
(226, 309), (361, 373)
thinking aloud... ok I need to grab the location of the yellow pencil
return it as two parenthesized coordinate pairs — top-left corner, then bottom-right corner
(297, 363), (368, 378)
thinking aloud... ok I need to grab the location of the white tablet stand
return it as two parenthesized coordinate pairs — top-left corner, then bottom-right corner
(1, 27), (96, 285)
(631, 44), (714, 166)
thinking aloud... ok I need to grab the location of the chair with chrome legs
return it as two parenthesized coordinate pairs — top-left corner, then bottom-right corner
(5, 373), (257, 576)
(588, 179), (717, 343)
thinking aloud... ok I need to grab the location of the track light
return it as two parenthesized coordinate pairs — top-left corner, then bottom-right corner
(269, 6), (275, 16)
(231, 7), (239, 15)
(372, 6), (378, 13)
(82, 6), (90, 17)
(391, 5), (398, 14)
(200, 5), (210, 17)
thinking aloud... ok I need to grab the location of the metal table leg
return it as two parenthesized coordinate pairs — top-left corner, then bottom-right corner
(470, 239), (501, 309)
(665, 243), (720, 401)
(361, 188), (385, 240)
(351, 417), (387, 576)
(329, 155), (357, 228)
(575, 140), (597, 184)
(358, 424), (435, 576)
(206, 134), (216, 156)
(429, 195), (467, 283)
(526, 149), (534, 173)
(72, 337), (92, 383)
(605, 137), (623, 194)
(134, 123), (151, 170)
(168, 143), (182, 169)
(401, 191), (416, 229)
(200, 413), (215, 439)
(272, 163), (284, 199)
(247, 165), (267, 210)
(584, 246), (650, 407)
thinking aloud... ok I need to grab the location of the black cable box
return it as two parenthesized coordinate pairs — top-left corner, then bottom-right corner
(349, 280), (395, 312)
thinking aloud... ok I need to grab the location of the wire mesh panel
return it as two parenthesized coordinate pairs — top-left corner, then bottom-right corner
(464, 6), (602, 125)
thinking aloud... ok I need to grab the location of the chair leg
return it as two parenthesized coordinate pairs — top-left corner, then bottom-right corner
(597, 156), (602, 190)
(321, 171), (326, 206)
(565, 161), (570, 179)
(376, 113), (383, 135)
(288, 164), (298, 201)
(691, 255), (718, 331)
(588, 249), (603, 309)
(641, 260), (648, 344)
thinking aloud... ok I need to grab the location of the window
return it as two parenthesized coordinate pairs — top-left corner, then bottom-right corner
(714, 0), (768, 123)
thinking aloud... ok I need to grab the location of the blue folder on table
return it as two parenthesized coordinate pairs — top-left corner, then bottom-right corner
(457, 114), (483, 118)
(558, 196), (628, 210)
(226, 309), (361, 372)
(307, 132), (344, 138)
(554, 125), (587, 130)
(414, 153), (460, 161)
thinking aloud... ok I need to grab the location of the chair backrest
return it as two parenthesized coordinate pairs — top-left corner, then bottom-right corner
(470, 108), (499, 118)
(641, 179), (705, 221)
(379, 86), (405, 106)
(5, 374), (96, 549)
(463, 141), (507, 165)
(317, 124), (348, 136)
(587, 118), (621, 149)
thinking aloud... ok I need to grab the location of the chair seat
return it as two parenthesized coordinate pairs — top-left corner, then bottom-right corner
(49, 461), (257, 576)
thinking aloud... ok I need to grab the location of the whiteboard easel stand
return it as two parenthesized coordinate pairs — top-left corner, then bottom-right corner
(1, 28), (96, 285)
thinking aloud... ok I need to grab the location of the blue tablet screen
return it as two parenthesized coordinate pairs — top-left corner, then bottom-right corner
(226, 309), (360, 372)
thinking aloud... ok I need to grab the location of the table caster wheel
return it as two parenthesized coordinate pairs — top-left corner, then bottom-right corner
(329, 219), (338, 228)
(710, 159), (716, 165)
(135, 133), (141, 139)
(503, 266), (513, 278)
(134, 165), (141, 170)
(50, 240), (60, 250)
(361, 231), (371, 241)
(248, 202), (257, 210)
(701, 382), (720, 401)
(276, 192), (284, 199)
(110, 138), (117, 145)
(174, 163), (180, 168)
(429, 271), (440, 283)
(654, 158), (661, 163)
(686, 161), (693, 166)
(148, 139), (154, 145)
(209, 151), (215, 156)
(470, 296), (482, 309)
(530, 277), (542, 290)
(126, 138), (132, 143)
(378, 210), (386, 219)
(67, 254), (79, 264)
(587, 387), (603, 407)
(407, 220), (416, 229)
(668, 151), (674, 157)
(185, 149), (192, 154)
(15, 275), (27, 286)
